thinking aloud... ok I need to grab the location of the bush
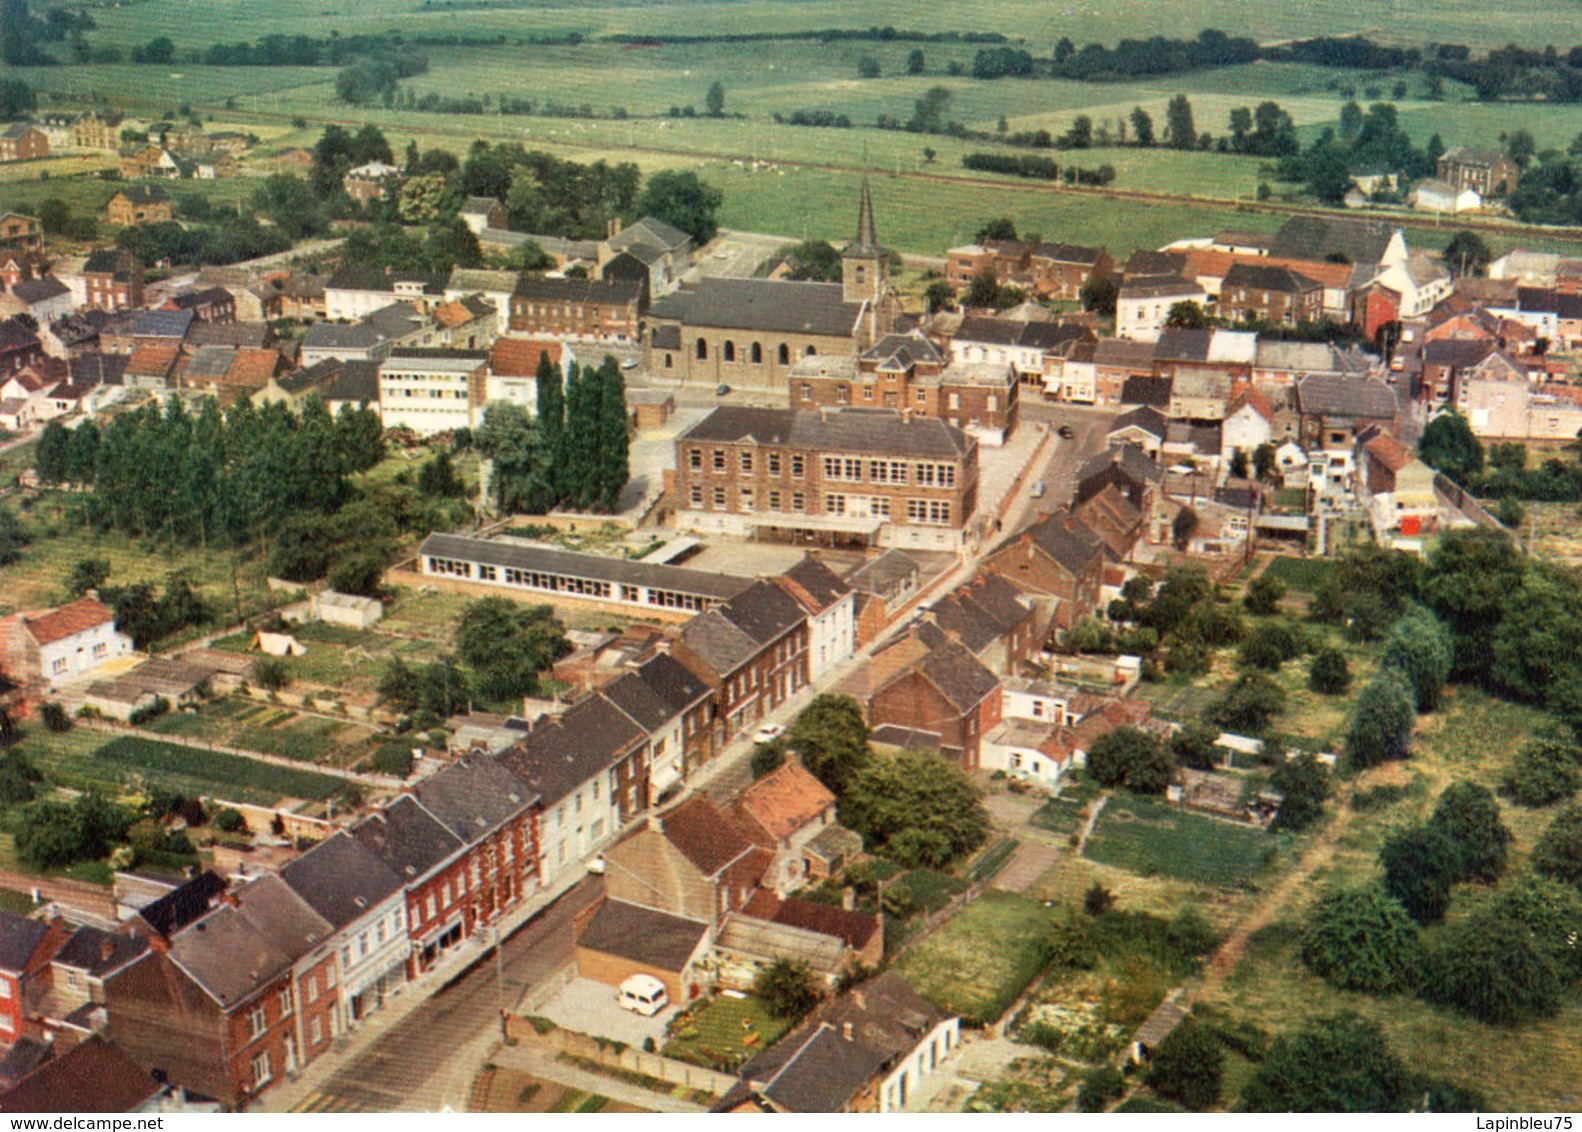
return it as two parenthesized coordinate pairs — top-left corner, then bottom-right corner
(1419, 907), (1563, 1024)
(39, 702), (72, 733)
(1379, 824), (1460, 923)
(1243, 574), (1287, 615)
(1428, 782), (1510, 883)
(253, 656), (291, 692)
(1346, 671), (1415, 770)
(370, 745), (414, 778)
(214, 807), (246, 832)
(1307, 648), (1351, 695)
(128, 697), (171, 727)
(754, 958), (818, 1021)
(1300, 885), (1422, 993)
(1146, 1021), (1223, 1110)
(1204, 672), (1285, 734)
(750, 738), (787, 780)
(1238, 621), (1304, 671)
(1531, 802), (1582, 889)
(1076, 1065), (1125, 1112)
(1501, 732), (1580, 807)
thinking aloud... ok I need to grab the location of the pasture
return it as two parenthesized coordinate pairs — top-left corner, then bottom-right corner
(1083, 795), (1278, 888)
(894, 889), (1055, 1024)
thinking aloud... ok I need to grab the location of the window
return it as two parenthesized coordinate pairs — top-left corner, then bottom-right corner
(740, 487), (755, 512)
(52, 658), (67, 674)
(790, 454), (805, 478)
(768, 490), (783, 511)
(826, 493), (846, 516)
(907, 499), (951, 525)
(915, 463), (956, 488)
(948, 392), (961, 410)
(280, 987), (294, 1016)
(92, 643), (107, 659)
(871, 497), (891, 518)
(305, 974), (319, 1004)
(325, 964), (336, 989)
(835, 384), (849, 404)
(863, 387), (873, 402)
(712, 449), (726, 472)
(823, 457), (862, 481)
(767, 452), (781, 475)
(750, 342), (763, 364)
(805, 345), (817, 357)
(792, 492), (806, 513)
(779, 343), (791, 365)
(310, 1017), (324, 1046)
(723, 340), (736, 362)
(869, 460), (907, 484)
(713, 486), (727, 508)
(248, 1005), (268, 1039)
(695, 338), (707, 359)
(251, 1052), (272, 1089)
(799, 383), (812, 402)
(689, 486), (703, 507)
(739, 450), (753, 473)
(986, 394), (998, 411)
(688, 448), (702, 470)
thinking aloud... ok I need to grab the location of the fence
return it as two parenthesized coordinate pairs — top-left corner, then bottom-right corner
(1432, 472), (1506, 532)
(503, 1017), (736, 1098)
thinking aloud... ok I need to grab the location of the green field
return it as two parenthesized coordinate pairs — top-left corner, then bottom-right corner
(1084, 795), (1278, 888)
(895, 889), (1055, 1024)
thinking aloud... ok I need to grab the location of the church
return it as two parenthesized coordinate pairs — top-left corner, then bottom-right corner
(642, 181), (900, 390)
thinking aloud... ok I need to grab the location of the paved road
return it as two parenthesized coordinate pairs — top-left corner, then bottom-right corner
(289, 877), (602, 1113)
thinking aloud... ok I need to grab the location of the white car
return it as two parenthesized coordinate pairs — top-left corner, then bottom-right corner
(617, 974), (670, 1016)
(753, 723), (785, 744)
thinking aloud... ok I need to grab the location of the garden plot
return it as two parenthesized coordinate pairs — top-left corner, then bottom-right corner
(894, 890), (1056, 1025)
(1083, 796), (1279, 889)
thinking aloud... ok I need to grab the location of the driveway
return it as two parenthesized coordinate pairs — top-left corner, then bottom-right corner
(536, 977), (675, 1047)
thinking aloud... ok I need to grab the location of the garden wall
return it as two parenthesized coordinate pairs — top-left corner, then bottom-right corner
(503, 1017), (735, 1098)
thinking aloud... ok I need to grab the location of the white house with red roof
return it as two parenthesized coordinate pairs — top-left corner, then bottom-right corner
(1220, 386), (1275, 463)
(0, 598), (133, 690)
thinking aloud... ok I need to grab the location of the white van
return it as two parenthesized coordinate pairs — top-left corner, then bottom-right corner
(617, 974), (670, 1016)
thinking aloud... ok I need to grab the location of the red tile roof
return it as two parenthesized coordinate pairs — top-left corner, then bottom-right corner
(736, 762), (835, 842)
(742, 891), (879, 951)
(658, 796), (757, 877)
(0, 1036), (160, 1114)
(1364, 432), (1412, 472)
(223, 347), (283, 386)
(125, 342), (181, 377)
(489, 337), (560, 378)
(22, 597), (116, 645)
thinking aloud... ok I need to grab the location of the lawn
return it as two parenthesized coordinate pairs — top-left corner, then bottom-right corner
(894, 889), (1056, 1025)
(663, 994), (790, 1071)
(1027, 795), (1087, 837)
(1084, 795), (1278, 889)
(1261, 556), (1335, 595)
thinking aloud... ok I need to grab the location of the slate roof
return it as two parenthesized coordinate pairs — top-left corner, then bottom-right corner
(1296, 374), (1397, 420)
(1014, 509), (1107, 576)
(649, 278), (858, 337)
(188, 321), (271, 349)
(168, 286), (232, 311)
(115, 185), (171, 207)
(632, 651), (713, 713)
(608, 216), (691, 254)
(916, 639), (1001, 713)
(1032, 241), (1105, 265)
(922, 575), (1028, 656)
(83, 250), (138, 278)
(166, 906), (291, 1008)
(51, 927), (147, 979)
(1109, 405), (1168, 439)
(1270, 215), (1399, 267)
(0, 913), (48, 974)
(679, 581), (806, 676)
(951, 316), (1091, 351)
(130, 309), (193, 339)
(353, 796), (466, 884)
(1119, 375), (1172, 408)
(1079, 443), (1164, 487)
(496, 697), (642, 808)
(659, 795), (757, 877)
(1441, 145), (1508, 167)
(600, 670), (678, 733)
(447, 267), (518, 295)
(0, 319), (41, 352)
(860, 329), (943, 370)
(418, 533), (752, 602)
(322, 360), (381, 403)
(279, 833), (404, 929)
(575, 899), (708, 972)
(1092, 338), (1156, 370)
(1223, 262), (1322, 292)
(411, 754), (536, 845)
(819, 971), (947, 1058)
(11, 276), (69, 304)
(777, 556), (852, 615)
(1424, 339), (1494, 368)
(0, 1036), (161, 1115)
(742, 1023), (888, 1113)
(844, 548), (921, 597)
(512, 276), (642, 305)
(679, 406), (974, 460)
(230, 874), (333, 958)
(69, 353), (125, 386)
(182, 344), (235, 380)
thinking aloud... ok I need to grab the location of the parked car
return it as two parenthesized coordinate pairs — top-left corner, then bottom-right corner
(1057, 423), (1075, 439)
(715, 383), (731, 396)
(753, 723), (785, 744)
(621, 358), (639, 370)
(1030, 480), (1046, 498)
(617, 974), (669, 1016)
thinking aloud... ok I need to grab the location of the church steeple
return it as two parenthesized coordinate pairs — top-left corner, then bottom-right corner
(842, 178), (888, 306)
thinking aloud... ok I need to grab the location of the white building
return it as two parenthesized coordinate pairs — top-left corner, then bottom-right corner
(0, 597), (133, 690)
(1116, 278), (1209, 343)
(1409, 178), (1481, 215)
(376, 349), (487, 436)
(775, 556), (855, 682)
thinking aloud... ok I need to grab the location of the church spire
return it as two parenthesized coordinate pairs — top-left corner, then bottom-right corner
(851, 177), (879, 252)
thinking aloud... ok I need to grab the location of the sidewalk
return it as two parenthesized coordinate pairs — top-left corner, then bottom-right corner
(257, 865), (589, 1113)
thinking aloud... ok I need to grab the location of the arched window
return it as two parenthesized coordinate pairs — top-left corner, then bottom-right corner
(777, 343), (790, 365)
(805, 345), (817, 357)
(696, 338), (708, 360)
(723, 340), (736, 362)
(750, 342), (763, 364)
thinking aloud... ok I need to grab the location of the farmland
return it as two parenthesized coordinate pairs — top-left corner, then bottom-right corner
(1083, 795), (1280, 889)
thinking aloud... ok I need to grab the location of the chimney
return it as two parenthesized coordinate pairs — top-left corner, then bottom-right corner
(607, 218), (620, 240)
(100, 936), (116, 962)
(842, 1022), (854, 1041)
(841, 886), (856, 911)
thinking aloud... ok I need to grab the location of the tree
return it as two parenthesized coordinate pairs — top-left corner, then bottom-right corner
(965, 265), (1003, 309)
(64, 557), (111, 599)
(1242, 1014), (1409, 1112)
(1417, 411), (1484, 483)
(857, 55), (880, 78)
(1421, 528), (1525, 682)
(636, 170), (724, 244)
(906, 48), (925, 74)
(1165, 94), (1196, 150)
(1441, 230), (1491, 278)
(1270, 752), (1332, 831)
(1170, 720), (1220, 771)
(455, 598), (570, 701)
(475, 402), (554, 515)
(1379, 606), (1452, 712)
(1146, 1021), (1223, 1110)
(1428, 782), (1510, 883)
(974, 217), (1018, 243)
(1420, 907), (1562, 1024)
(754, 958), (818, 1020)
(251, 174), (326, 240)
(1307, 648), (1351, 695)
(840, 750), (990, 867)
(1086, 726), (1175, 793)
(0, 505), (29, 567)
(1239, 620), (1303, 672)
(908, 86), (953, 133)
(34, 420), (69, 483)
(777, 239), (842, 283)
(1171, 505), (1199, 550)
(252, 656), (291, 692)
(1130, 106), (1155, 146)
(1083, 881), (1115, 917)
(1532, 802), (1582, 889)
(0, 707), (19, 749)
(1300, 885), (1422, 993)
(1243, 575), (1285, 615)
(1502, 731), (1581, 807)
(705, 80), (725, 117)
(923, 279), (955, 313)
(1164, 300), (1209, 329)
(1486, 872), (1582, 981)
(1380, 823), (1460, 923)
(1346, 671), (1415, 769)
(593, 357), (630, 512)
(750, 738), (787, 780)
(1081, 273), (1119, 316)
(327, 552), (385, 598)
(417, 451), (465, 498)
(1252, 442), (1278, 483)
(1505, 128), (1537, 169)
(1205, 672), (1285, 734)
(788, 695), (871, 795)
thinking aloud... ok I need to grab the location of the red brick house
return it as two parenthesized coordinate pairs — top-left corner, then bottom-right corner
(83, 250), (144, 311)
(351, 795), (467, 978)
(672, 580), (809, 745)
(0, 318), (45, 377)
(0, 913), (67, 1045)
(1220, 263), (1324, 325)
(0, 125), (48, 164)
(980, 509), (1108, 630)
(229, 876), (341, 1072)
(1028, 242), (1114, 302)
(164, 285), (237, 324)
(918, 570), (1042, 676)
(508, 277), (644, 340)
(848, 629), (1003, 768)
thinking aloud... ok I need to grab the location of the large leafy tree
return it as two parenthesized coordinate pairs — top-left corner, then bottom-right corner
(1346, 671), (1415, 770)
(1379, 606), (1453, 712)
(1269, 752), (1331, 831)
(777, 240), (842, 282)
(1300, 885), (1422, 993)
(1417, 411), (1484, 482)
(841, 750), (990, 868)
(1085, 726), (1174, 794)
(787, 694), (871, 795)
(754, 958), (817, 1020)
(1420, 907), (1563, 1024)
(1205, 672), (1285, 735)
(1241, 1013), (1409, 1112)
(1420, 527), (1525, 682)
(1532, 802), (1582, 890)
(1379, 823), (1460, 923)
(636, 169), (724, 243)
(1502, 731), (1582, 807)
(454, 598), (570, 701)
(1145, 1021), (1223, 1110)
(1427, 782), (1511, 883)
(474, 402), (554, 515)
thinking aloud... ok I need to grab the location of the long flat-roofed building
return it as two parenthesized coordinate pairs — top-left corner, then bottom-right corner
(673, 406), (978, 551)
(415, 533), (753, 619)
